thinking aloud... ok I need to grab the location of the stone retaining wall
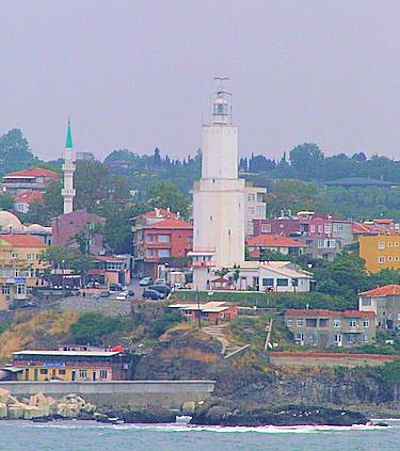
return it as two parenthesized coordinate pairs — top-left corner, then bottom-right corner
(0, 380), (215, 410)
(269, 351), (400, 368)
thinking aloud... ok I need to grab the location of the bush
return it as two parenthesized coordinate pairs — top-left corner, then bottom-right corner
(149, 311), (181, 338)
(70, 313), (124, 345)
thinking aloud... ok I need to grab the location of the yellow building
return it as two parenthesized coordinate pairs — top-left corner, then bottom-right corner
(359, 235), (400, 273)
(11, 350), (129, 382)
(0, 235), (48, 310)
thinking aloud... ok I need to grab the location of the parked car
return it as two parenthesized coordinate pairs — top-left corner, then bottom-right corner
(142, 288), (165, 300)
(155, 278), (166, 285)
(148, 284), (171, 296)
(139, 277), (153, 286)
(100, 290), (111, 298)
(116, 291), (130, 300)
(109, 283), (123, 292)
(127, 290), (135, 297)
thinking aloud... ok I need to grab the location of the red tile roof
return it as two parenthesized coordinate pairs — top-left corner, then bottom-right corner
(13, 191), (43, 204)
(285, 309), (375, 319)
(359, 285), (400, 297)
(150, 219), (193, 229)
(4, 168), (59, 179)
(0, 235), (46, 248)
(246, 235), (306, 248)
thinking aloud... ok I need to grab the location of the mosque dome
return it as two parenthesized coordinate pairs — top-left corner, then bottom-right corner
(0, 211), (23, 233)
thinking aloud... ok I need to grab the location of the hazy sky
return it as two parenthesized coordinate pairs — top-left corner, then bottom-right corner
(1, 1), (400, 161)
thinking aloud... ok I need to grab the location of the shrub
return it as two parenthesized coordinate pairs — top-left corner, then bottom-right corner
(149, 311), (181, 338)
(70, 313), (124, 345)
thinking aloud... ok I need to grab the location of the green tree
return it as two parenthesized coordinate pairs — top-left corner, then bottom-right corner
(147, 182), (189, 218)
(0, 129), (39, 175)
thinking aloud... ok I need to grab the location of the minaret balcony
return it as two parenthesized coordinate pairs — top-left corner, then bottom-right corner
(61, 188), (76, 196)
(62, 163), (76, 171)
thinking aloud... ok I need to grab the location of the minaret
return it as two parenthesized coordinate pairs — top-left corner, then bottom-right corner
(189, 82), (245, 290)
(61, 119), (76, 214)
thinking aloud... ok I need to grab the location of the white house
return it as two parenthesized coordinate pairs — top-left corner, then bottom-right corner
(230, 261), (312, 293)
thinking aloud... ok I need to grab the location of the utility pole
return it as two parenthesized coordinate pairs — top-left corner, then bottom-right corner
(196, 286), (201, 328)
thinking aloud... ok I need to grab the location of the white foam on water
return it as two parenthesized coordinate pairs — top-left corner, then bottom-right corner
(110, 422), (382, 434)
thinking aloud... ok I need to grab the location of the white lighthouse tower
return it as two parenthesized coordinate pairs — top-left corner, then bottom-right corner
(189, 83), (245, 290)
(61, 119), (76, 214)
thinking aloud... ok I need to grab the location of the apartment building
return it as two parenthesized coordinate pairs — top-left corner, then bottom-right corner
(0, 235), (48, 310)
(132, 209), (193, 277)
(359, 285), (400, 330)
(359, 235), (400, 273)
(285, 309), (376, 347)
(246, 235), (305, 259)
(244, 186), (267, 237)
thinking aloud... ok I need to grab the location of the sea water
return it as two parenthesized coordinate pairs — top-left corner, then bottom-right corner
(0, 419), (398, 451)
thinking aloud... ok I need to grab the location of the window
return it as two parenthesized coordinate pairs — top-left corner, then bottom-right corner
(12, 254), (18, 259)
(261, 224), (271, 233)
(333, 319), (341, 328)
(262, 278), (274, 287)
(58, 369), (66, 375)
(308, 334), (315, 343)
(146, 249), (155, 257)
(363, 320), (370, 327)
(277, 278), (289, 287)
(348, 320), (357, 327)
(318, 225), (323, 234)
(362, 334), (368, 342)
(378, 242), (385, 250)
(378, 257), (385, 264)
(1, 286), (9, 295)
(27, 253), (34, 261)
(361, 298), (371, 306)
(292, 278), (298, 287)
(247, 194), (255, 202)
(295, 333), (304, 341)
(79, 369), (87, 379)
(158, 249), (171, 258)
(396, 257), (400, 262)
(319, 318), (328, 327)
(306, 318), (317, 327)
(310, 225), (315, 233)
(333, 334), (342, 343)
(146, 235), (154, 242)
(100, 369), (108, 380)
(40, 369), (48, 375)
(395, 242), (400, 248)
(296, 318), (304, 326)
(188, 236), (193, 243)
(286, 318), (293, 326)
(388, 256), (393, 262)
(157, 235), (170, 243)
(388, 242), (393, 247)
(346, 334), (355, 343)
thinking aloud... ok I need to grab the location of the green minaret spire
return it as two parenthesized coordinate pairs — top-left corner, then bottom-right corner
(65, 118), (73, 149)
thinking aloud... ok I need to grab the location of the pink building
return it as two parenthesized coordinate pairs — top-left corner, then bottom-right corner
(52, 209), (105, 255)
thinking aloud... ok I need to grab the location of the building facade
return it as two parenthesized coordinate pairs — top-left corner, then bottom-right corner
(88, 256), (131, 287)
(11, 349), (130, 382)
(285, 309), (376, 347)
(359, 235), (400, 273)
(132, 209), (193, 277)
(253, 213), (353, 261)
(2, 168), (59, 196)
(359, 285), (400, 330)
(231, 261), (312, 293)
(169, 301), (239, 323)
(244, 186), (266, 237)
(190, 89), (245, 289)
(246, 235), (305, 259)
(0, 235), (48, 310)
(52, 210), (105, 255)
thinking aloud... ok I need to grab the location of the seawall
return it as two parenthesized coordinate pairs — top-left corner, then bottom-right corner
(0, 380), (215, 411)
